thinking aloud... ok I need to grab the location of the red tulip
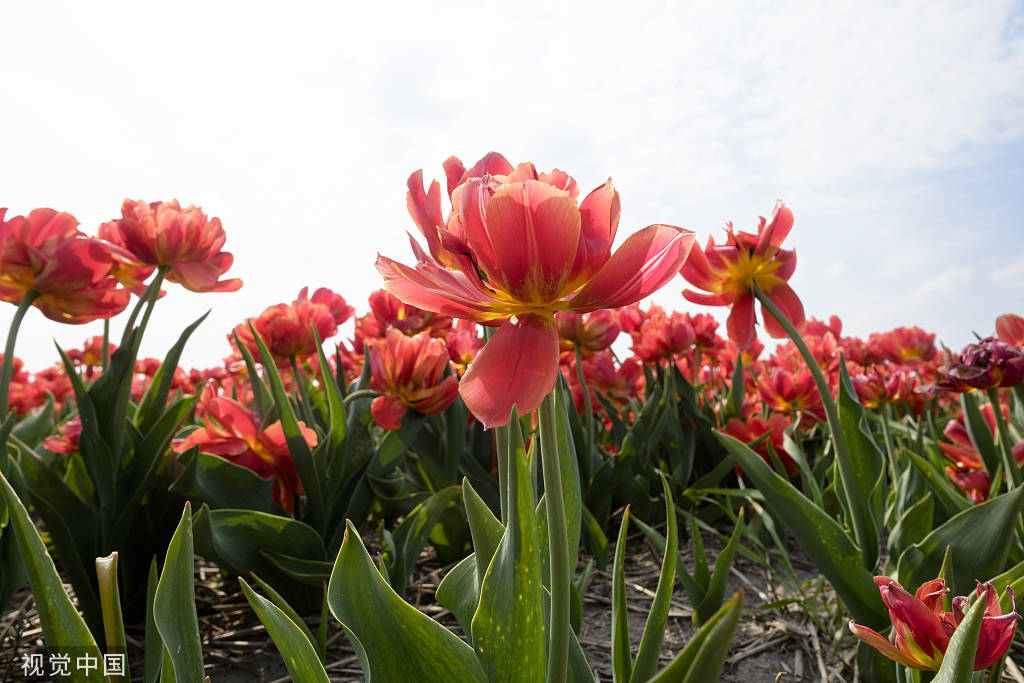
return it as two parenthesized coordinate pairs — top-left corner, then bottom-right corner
(996, 313), (1024, 348)
(681, 201), (804, 349)
(175, 383), (314, 513)
(99, 199), (242, 293)
(378, 155), (695, 427)
(556, 310), (621, 356)
(369, 328), (459, 430)
(850, 577), (1019, 671)
(0, 208), (130, 323)
(233, 287), (353, 366)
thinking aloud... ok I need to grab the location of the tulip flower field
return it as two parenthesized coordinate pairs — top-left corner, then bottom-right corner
(2, 153), (1024, 682)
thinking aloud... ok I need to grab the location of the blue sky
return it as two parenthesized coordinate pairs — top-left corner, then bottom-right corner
(1, 0), (1022, 371)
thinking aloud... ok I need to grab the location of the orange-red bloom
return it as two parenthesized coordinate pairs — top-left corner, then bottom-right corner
(174, 383), (314, 513)
(996, 313), (1024, 347)
(0, 208), (131, 323)
(556, 310), (621, 356)
(369, 328), (459, 430)
(99, 199), (242, 293)
(850, 577), (1019, 671)
(378, 153), (695, 427)
(233, 287), (353, 366)
(869, 326), (937, 366)
(681, 201), (804, 349)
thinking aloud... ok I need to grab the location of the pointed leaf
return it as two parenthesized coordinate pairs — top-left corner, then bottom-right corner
(240, 577), (330, 682)
(471, 407), (546, 682)
(695, 509), (745, 626)
(611, 507), (633, 683)
(647, 591), (744, 683)
(630, 474), (678, 682)
(897, 484), (1024, 597)
(387, 485), (462, 594)
(328, 520), (486, 681)
(715, 430), (888, 628)
(135, 311), (208, 433)
(0, 469), (100, 676)
(153, 503), (204, 682)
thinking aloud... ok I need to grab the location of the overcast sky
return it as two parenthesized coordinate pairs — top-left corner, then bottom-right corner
(2, 0), (1022, 372)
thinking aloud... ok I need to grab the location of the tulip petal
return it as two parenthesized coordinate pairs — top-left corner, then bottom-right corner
(755, 201), (794, 253)
(483, 180), (581, 302)
(760, 282), (806, 338)
(459, 314), (558, 429)
(375, 254), (502, 322)
(372, 395), (407, 431)
(406, 171), (446, 261)
(570, 179), (619, 284)
(569, 224), (695, 311)
(679, 237), (723, 292)
(726, 292), (757, 349)
(876, 578), (949, 662)
(849, 621), (923, 669)
(682, 289), (731, 307)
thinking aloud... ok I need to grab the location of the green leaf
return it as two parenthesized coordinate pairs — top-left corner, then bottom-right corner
(463, 477), (505, 586)
(135, 312), (208, 434)
(387, 485), (462, 595)
(897, 484), (1024, 597)
(192, 505), (326, 613)
(313, 328), (346, 469)
(960, 392), (999, 477)
(96, 552), (129, 679)
(251, 325), (326, 533)
(695, 509), (745, 626)
(647, 591), (744, 683)
(249, 572), (320, 655)
(907, 452), (971, 517)
(933, 590), (988, 682)
(715, 430), (888, 628)
(0, 469), (101, 678)
(836, 360), (886, 569)
(169, 448), (276, 513)
(611, 507), (633, 683)
(723, 353), (744, 421)
(144, 557), (162, 683)
(630, 474), (678, 682)
(240, 577), (330, 683)
(553, 382), (583, 565)
(436, 553), (481, 637)
(471, 406), (546, 682)
(11, 397), (54, 448)
(259, 551), (332, 586)
(153, 502), (204, 683)
(887, 492), (934, 561)
(328, 520), (487, 682)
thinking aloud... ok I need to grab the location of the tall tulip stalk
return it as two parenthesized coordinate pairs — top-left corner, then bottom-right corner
(377, 153), (695, 680)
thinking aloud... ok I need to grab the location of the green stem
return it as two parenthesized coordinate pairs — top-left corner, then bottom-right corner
(987, 388), (1021, 489)
(573, 344), (595, 473)
(102, 319), (110, 371)
(0, 292), (38, 419)
(119, 266), (167, 347)
(753, 284), (871, 563)
(539, 391), (570, 683)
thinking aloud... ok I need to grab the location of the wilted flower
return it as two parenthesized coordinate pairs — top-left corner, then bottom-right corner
(378, 153), (694, 428)
(369, 328), (459, 430)
(0, 208), (131, 323)
(681, 201), (803, 349)
(937, 338), (1024, 391)
(99, 199), (242, 293)
(850, 577), (1019, 671)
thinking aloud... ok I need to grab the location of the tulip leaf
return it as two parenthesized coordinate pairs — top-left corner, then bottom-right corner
(0, 469), (101, 678)
(143, 557), (162, 683)
(695, 509), (746, 626)
(313, 327), (346, 466)
(328, 520), (486, 682)
(436, 553), (481, 637)
(135, 311), (208, 434)
(887, 492), (934, 560)
(386, 484), (462, 594)
(907, 452), (971, 517)
(240, 577), (330, 683)
(647, 590), (744, 683)
(154, 503), (204, 683)
(463, 477), (505, 584)
(259, 551), (332, 586)
(630, 474), (678, 683)
(471, 406), (546, 682)
(11, 396), (53, 448)
(897, 484), (1024, 597)
(960, 392), (999, 477)
(715, 431), (888, 628)
(169, 448), (277, 513)
(192, 505), (326, 613)
(554, 379), (583, 562)
(251, 326), (326, 533)
(933, 590), (988, 683)
(836, 360), (886, 569)
(611, 507), (632, 683)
